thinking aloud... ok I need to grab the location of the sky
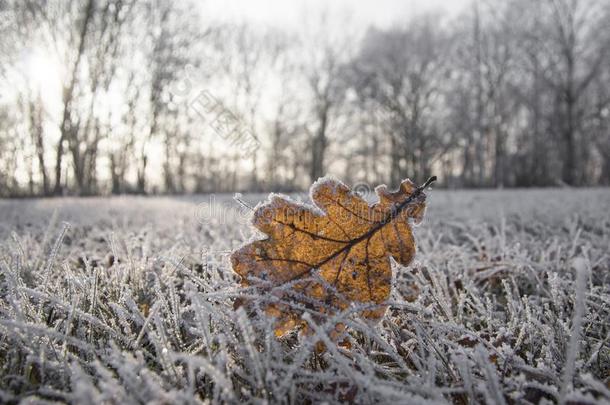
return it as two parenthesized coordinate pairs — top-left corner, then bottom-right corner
(200, 0), (469, 31)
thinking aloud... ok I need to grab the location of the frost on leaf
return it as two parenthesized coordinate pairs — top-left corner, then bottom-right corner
(231, 176), (435, 338)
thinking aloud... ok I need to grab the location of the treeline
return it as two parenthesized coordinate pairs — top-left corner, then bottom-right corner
(0, 0), (609, 196)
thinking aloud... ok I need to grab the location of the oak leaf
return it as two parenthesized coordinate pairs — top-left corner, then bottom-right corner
(231, 176), (435, 337)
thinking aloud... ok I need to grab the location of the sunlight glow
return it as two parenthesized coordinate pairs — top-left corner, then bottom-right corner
(24, 49), (63, 99)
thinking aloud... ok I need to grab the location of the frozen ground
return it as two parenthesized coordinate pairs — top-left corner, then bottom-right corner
(0, 188), (609, 404)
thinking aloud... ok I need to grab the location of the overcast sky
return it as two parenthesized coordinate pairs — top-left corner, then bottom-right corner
(200, 0), (469, 31)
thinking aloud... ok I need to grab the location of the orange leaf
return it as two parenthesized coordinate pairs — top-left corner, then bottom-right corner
(231, 176), (435, 337)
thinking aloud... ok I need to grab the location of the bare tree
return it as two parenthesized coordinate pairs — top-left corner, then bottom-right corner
(300, 14), (352, 183)
(447, 1), (520, 187)
(135, 0), (205, 194)
(352, 16), (451, 185)
(534, 0), (610, 185)
(53, 0), (95, 194)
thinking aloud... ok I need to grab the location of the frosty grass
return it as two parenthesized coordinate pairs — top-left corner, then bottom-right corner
(0, 188), (609, 404)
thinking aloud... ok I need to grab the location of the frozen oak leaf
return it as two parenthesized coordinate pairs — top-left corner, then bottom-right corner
(231, 176), (436, 338)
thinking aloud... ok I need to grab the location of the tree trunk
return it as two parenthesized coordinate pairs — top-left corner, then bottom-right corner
(310, 106), (329, 182)
(562, 87), (577, 185)
(137, 153), (148, 194)
(29, 97), (49, 195)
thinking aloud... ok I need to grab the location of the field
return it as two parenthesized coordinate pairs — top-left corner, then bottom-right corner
(0, 188), (609, 404)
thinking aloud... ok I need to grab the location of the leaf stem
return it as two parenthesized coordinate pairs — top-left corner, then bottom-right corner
(421, 176), (437, 190)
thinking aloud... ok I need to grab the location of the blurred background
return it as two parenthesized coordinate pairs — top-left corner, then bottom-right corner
(0, 0), (608, 197)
